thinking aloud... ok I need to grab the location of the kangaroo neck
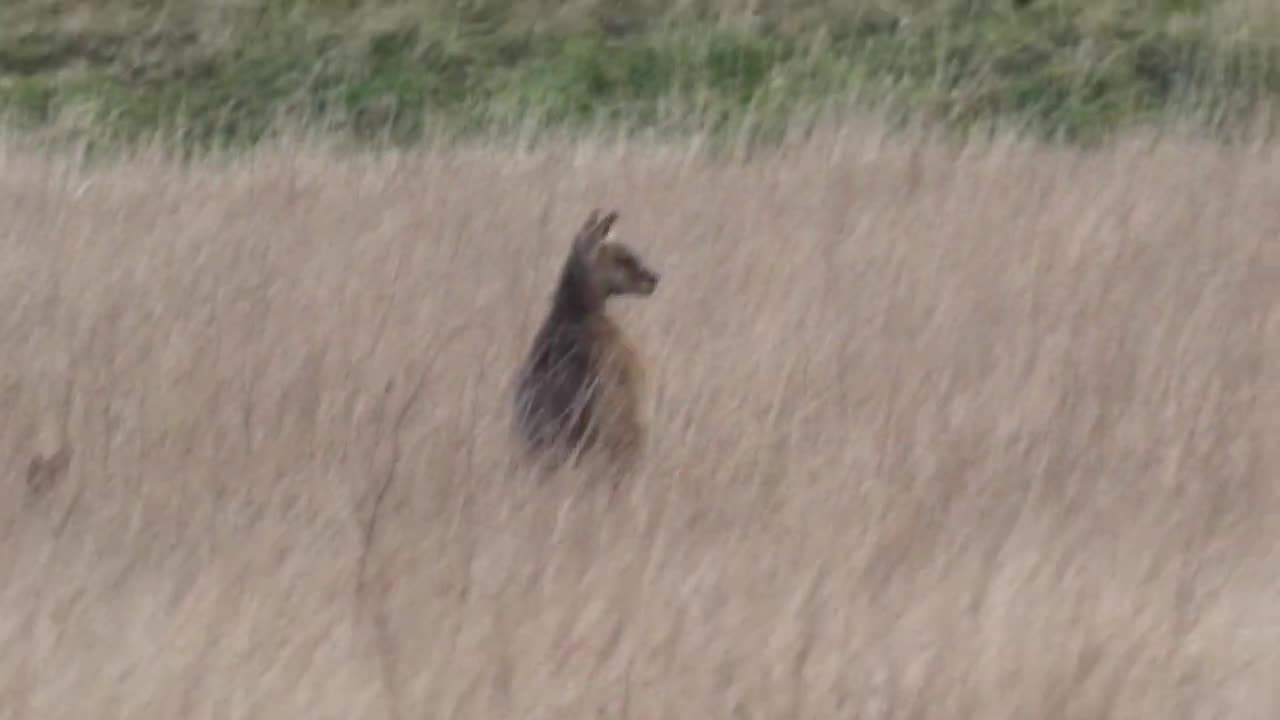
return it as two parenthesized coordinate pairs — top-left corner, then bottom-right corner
(551, 255), (606, 320)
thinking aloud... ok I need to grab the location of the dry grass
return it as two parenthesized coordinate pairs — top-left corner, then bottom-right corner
(1, 123), (1277, 719)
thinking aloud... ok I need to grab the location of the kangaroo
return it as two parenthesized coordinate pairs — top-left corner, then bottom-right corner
(512, 209), (660, 478)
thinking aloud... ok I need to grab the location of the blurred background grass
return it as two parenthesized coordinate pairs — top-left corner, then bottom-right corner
(2, 0), (1279, 151)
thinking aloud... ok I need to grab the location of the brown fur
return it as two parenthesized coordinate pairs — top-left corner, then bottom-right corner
(512, 209), (660, 477)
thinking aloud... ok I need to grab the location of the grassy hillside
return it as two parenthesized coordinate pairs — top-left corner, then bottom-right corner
(2, 0), (1280, 150)
(5, 125), (1277, 718)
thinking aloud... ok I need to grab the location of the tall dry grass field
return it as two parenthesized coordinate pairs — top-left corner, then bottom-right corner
(1, 125), (1277, 719)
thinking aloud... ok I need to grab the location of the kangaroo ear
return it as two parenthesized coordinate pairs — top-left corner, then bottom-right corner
(573, 208), (619, 254)
(595, 210), (620, 238)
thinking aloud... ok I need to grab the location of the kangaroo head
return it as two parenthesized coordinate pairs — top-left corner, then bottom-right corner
(573, 209), (660, 299)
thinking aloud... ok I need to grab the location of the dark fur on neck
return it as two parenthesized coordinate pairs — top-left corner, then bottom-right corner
(550, 251), (604, 321)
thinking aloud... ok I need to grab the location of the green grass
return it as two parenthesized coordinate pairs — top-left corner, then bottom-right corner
(2, 0), (1279, 152)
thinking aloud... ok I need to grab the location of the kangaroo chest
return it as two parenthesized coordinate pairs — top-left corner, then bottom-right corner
(586, 315), (644, 399)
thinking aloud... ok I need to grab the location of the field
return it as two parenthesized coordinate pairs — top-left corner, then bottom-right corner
(1, 121), (1277, 718)
(5, 0), (1280, 149)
